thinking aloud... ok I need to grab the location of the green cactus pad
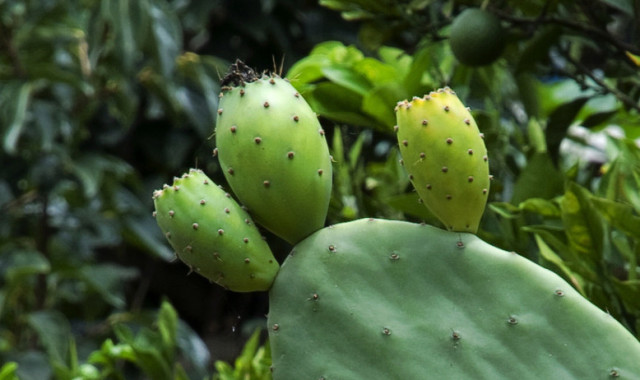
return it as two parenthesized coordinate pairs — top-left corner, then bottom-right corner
(216, 70), (332, 245)
(268, 219), (640, 379)
(395, 88), (490, 233)
(153, 169), (278, 292)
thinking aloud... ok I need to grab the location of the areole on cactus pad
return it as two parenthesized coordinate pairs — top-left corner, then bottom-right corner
(395, 88), (490, 233)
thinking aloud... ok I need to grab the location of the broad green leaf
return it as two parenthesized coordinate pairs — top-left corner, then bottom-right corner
(546, 97), (590, 157)
(353, 57), (397, 84)
(511, 153), (563, 204)
(2, 249), (50, 283)
(516, 74), (541, 118)
(489, 202), (521, 219)
(534, 234), (585, 296)
(378, 46), (411, 75)
(611, 278), (640, 313)
(287, 55), (329, 85)
(0, 362), (19, 380)
(176, 320), (210, 378)
(519, 198), (561, 217)
(362, 83), (406, 130)
(515, 26), (561, 74)
(581, 109), (618, 129)
(527, 118), (546, 153)
(385, 193), (440, 224)
(321, 66), (372, 95)
(27, 311), (71, 366)
(561, 182), (604, 263)
(591, 197), (640, 238)
(106, 0), (137, 73)
(2, 82), (31, 155)
(148, 0), (182, 78)
(79, 264), (139, 308)
(305, 83), (376, 127)
(123, 215), (175, 261)
(598, 0), (635, 16)
(158, 300), (178, 359)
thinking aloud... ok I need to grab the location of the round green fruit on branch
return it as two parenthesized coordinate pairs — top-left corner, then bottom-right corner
(449, 8), (505, 66)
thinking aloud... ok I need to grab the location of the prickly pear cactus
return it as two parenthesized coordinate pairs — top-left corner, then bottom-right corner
(153, 169), (279, 292)
(395, 88), (490, 233)
(267, 218), (640, 379)
(215, 61), (332, 244)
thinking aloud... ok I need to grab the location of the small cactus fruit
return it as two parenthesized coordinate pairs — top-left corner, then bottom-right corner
(215, 61), (332, 244)
(395, 88), (489, 233)
(152, 169), (278, 292)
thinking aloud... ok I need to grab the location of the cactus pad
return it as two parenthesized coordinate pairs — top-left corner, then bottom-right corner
(153, 169), (278, 292)
(268, 218), (640, 379)
(395, 88), (490, 233)
(216, 63), (332, 244)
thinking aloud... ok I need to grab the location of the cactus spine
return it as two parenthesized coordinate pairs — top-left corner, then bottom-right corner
(215, 61), (332, 245)
(395, 88), (489, 233)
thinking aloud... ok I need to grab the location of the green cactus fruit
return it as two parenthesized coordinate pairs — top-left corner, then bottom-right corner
(153, 169), (278, 292)
(268, 218), (640, 379)
(395, 88), (489, 233)
(449, 8), (505, 66)
(215, 61), (332, 245)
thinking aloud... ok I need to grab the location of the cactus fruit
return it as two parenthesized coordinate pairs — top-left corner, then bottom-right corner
(395, 88), (489, 233)
(215, 61), (333, 245)
(267, 218), (640, 379)
(152, 169), (279, 292)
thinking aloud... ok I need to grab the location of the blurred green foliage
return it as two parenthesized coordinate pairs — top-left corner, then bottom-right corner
(1, 0), (638, 378)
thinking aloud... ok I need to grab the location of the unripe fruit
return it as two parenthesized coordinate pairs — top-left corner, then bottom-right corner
(153, 169), (279, 292)
(395, 88), (490, 233)
(216, 61), (332, 244)
(449, 8), (505, 66)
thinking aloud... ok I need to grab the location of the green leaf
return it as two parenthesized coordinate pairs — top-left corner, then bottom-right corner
(0, 362), (19, 380)
(546, 97), (590, 158)
(27, 311), (71, 366)
(598, 0), (635, 16)
(516, 26), (560, 73)
(534, 234), (585, 296)
(361, 83), (406, 130)
(489, 202), (522, 219)
(1, 249), (50, 284)
(511, 153), (564, 204)
(519, 198), (561, 217)
(591, 197), (640, 238)
(560, 182), (604, 263)
(581, 109), (618, 128)
(123, 215), (175, 261)
(79, 264), (139, 308)
(305, 83), (375, 127)
(354, 57), (399, 84)
(321, 66), (372, 96)
(2, 82), (32, 155)
(148, 0), (182, 78)
(158, 300), (178, 359)
(385, 193), (440, 224)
